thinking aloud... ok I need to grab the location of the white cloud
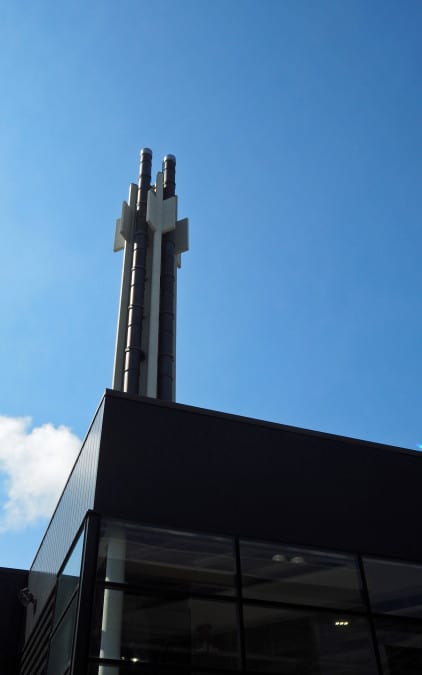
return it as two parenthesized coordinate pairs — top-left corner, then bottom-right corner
(0, 416), (80, 532)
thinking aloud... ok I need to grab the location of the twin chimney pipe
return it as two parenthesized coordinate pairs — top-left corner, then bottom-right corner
(157, 155), (177, 400)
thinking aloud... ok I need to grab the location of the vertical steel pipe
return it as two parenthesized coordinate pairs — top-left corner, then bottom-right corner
(157, 154), (176, 400)
(123, 148), (152, 394)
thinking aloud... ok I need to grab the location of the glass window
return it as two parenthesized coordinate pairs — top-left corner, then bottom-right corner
(240, 540), (364, 610)
(91, 588), (239, 670)
(375, 615), (422, 675)
(54, 530), (84, 624)
(47, 595), (78, 675)
(97, 521), (236, 596)
(364, 557), (422, 617)
(243, 604), (378, 674)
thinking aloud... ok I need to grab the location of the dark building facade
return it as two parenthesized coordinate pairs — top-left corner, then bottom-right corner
(12, 389), (422, 675)
(0, 567), (27, 674)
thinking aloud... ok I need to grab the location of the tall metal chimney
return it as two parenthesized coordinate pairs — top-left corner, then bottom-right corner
(157, 154), (177, 400)
(112, 149), (189, 401)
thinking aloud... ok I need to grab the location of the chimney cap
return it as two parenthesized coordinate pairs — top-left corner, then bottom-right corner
(140, 147), (152, 156)
(163, 154), (176, 164)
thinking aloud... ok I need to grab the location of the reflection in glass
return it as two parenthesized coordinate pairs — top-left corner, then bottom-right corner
(244, 604), (377, 674)
(375, 616), (422, 675)
(54, 530), (84, 624)
(97, 520), (235, 595)
(240, 540), (364, 609)
(92, 589), (239, 670)
(47, 595), (78, 675)
(364, 557), (422, 617)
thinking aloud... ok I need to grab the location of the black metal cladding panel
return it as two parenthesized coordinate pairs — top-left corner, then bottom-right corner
(0, 567), (27, 675)
(20, 588), (54, 675)
(25, 400), (104, 639)
(96, 391), (422, 563)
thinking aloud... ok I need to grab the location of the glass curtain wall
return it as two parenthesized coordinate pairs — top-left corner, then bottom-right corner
(88, 519), (422, 675)
(90, 521), (238, 674)
(241, 540), (377, 674)
(364, 557), (422, 675)
(47, 528), (85, 675)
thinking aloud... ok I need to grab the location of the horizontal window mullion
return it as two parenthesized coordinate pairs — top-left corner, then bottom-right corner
(96, 579), (238, 604)
(242, 596), (370, 617)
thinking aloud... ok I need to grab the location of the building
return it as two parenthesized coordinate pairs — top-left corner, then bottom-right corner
(16, 390), (422, 675)
(4, 151), (422, 674)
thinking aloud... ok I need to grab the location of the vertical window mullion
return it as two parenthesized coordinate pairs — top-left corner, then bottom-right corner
(71, 512), (101, 675)
(235, 538), (246, 672)
(357, 554), (383, 675)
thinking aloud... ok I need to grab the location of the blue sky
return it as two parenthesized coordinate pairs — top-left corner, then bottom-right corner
(0, 0), (421, 567)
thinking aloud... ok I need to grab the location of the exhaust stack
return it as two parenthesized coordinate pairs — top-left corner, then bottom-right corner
(112, 149), (189, 400)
